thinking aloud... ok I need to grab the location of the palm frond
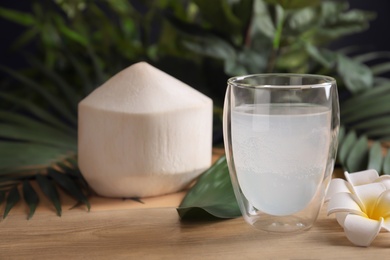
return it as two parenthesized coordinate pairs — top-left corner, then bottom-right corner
(0, 93), (76, 134)
(0, 56), (88, 219)
(0, 66), (77, 125)
(22, 180), (39, 219)
(3, 186), (21, 219)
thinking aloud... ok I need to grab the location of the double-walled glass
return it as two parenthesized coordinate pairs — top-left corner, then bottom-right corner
(223, 74), (339, 232)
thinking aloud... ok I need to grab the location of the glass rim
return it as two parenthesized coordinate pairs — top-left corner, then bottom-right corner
(227, 73), (336, 89)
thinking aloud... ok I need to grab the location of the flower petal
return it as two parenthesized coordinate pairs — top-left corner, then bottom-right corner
(344, 169), (379, 186)
(383, 217), (390, 231)
(327, 192), (367, 217)
(353, 182), (387, 216)
(335, 212), (349, 227)
(371, 189), (390, 221)
(343, 214), (383, 247)
(375, 175), (390, 189)
(325, 178), (352, 202)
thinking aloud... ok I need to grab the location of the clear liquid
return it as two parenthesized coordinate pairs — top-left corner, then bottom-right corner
(231, 104), (331, 216)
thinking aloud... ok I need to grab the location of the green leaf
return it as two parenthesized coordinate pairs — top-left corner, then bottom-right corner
(338, 130), (357, 166)
(0, 142), (71, 174)
(193, 0), (242, 35)
(64, 49), (94, 94)
(272, 4), (285, 50)
(338, 125), (346, 145)
(337, 54), (373, 94)
(367, 142), (383, 173)
(54, 16), (89, 47)
(364, 125), (390, 138)
(86, 44), (107, 85)
(383, 149), (390, 175)
(0, 111), (76, 139)
(3, 186), (21, 219)
(0, 66), (77, 125)
(353, 51), (390, 64)
(235, 48), (268, 74)
(341, 99), (390, 124)
(250, 0), (275, 39)
(0, 123), (76, 150)
(177, 156), (241, 219)
(305, 44), (336, 68)
(48, 169), (90, 211)
(0, 93), (76, 134)
(183, 36), (236, 62)
(350, 116), (390, 131)
(317, 2), (375, 40)
(370, 62), (390, 76)
(25, 55), (81, 111)
(183, 35), (246, 75)
(22, 180), (39, 220)
(36, 174), (62, 216)
(0, 7), (35, 26)
(264, 0), (319, 9)
(11, 28), (39, 50)
(341, 84), (390, 116)
(288, 7), (316, 31)
(346, 135), (368, 172)
(231, 0), (254, 31)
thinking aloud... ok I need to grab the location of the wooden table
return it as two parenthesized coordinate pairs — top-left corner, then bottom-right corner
(1, 158), (389, 259)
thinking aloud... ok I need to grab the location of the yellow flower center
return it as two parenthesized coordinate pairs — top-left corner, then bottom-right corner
(367, 190), (390, 221)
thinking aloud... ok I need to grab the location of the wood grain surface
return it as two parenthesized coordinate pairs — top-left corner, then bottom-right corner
(1, 204), (390, 259)
(1, 149), (389, 259)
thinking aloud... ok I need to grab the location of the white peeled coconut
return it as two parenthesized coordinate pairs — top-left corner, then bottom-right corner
(78, 62), (213, 198)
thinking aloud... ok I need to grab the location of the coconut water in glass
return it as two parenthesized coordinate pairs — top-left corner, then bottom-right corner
(223, 74), (339, 232)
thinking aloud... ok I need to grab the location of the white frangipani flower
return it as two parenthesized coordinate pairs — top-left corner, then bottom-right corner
(326, 169), (390, 247)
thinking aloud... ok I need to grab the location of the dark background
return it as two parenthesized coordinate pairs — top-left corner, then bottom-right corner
(1, 0), (390, 75)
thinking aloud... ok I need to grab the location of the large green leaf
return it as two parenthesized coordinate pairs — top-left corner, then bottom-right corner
(177, 156), (240, 219)
(337, 54), (373, 94)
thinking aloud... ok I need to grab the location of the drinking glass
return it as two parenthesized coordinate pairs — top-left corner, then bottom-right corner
(223, 74), (339, 232)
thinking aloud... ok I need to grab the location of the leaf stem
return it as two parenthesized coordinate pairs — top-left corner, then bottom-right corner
(267, 5), (285, 73)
